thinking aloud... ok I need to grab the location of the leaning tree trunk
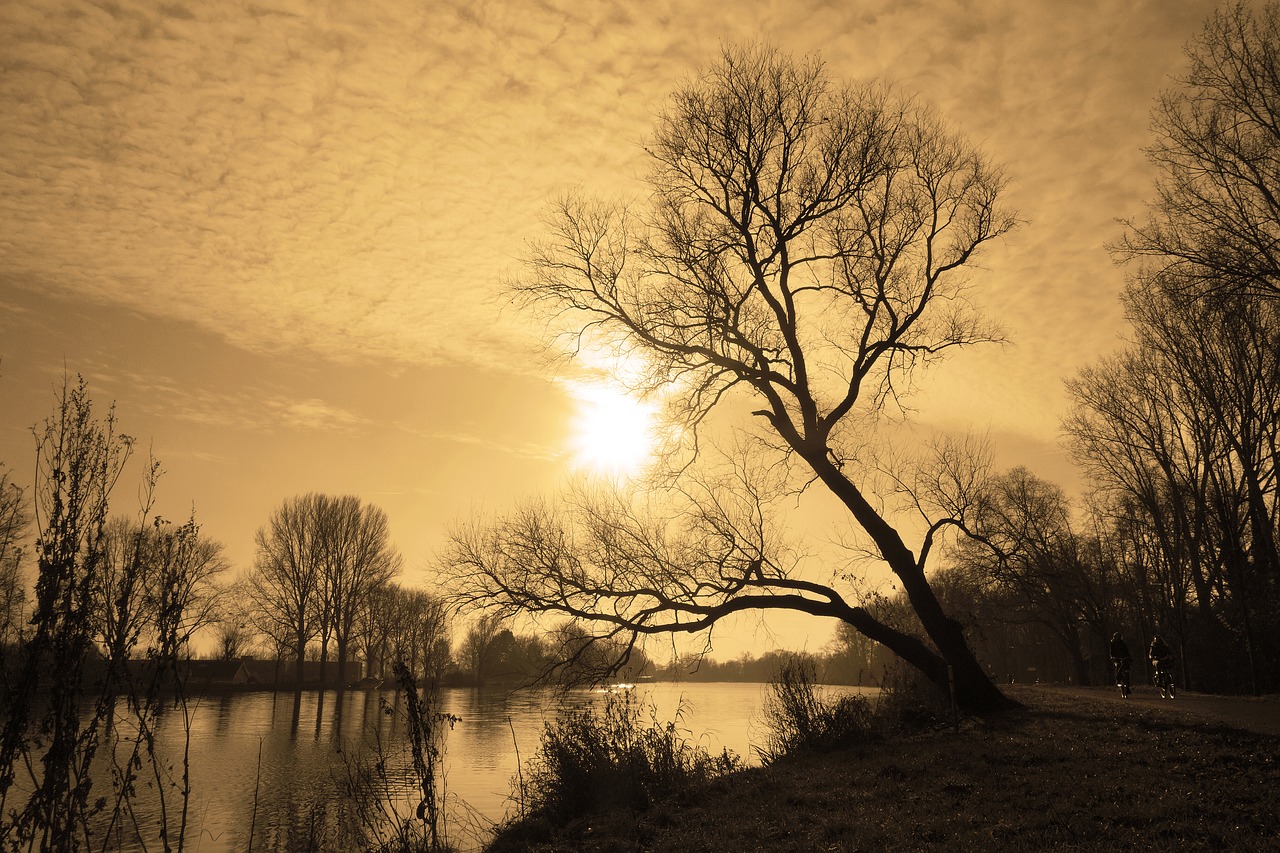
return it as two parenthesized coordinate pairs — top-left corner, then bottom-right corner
(812, 455), (1016, 712)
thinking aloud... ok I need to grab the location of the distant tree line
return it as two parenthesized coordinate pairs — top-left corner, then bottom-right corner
(657, 647), (870, 686)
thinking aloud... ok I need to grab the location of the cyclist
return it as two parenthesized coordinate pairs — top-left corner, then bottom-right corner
(1148, 635), (1175, 698)
(1109, 632), (1132, 697)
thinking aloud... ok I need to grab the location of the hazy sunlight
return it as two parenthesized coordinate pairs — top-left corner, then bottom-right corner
(568, 382), (658, 476)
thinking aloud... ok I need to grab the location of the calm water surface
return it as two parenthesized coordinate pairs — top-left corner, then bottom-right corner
(91, 682), (871, 851)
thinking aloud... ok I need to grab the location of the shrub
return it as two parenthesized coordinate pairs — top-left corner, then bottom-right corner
(514, 689), (741, 825)
(757, 655), (875, 763)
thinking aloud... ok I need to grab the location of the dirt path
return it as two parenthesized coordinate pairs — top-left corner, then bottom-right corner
(1027, 684), (1280, 737)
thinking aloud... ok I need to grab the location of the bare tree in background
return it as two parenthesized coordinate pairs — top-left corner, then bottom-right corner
(401, 587), (451, 685)
(445, 45), (1017, 710)
(360, 583), (449, 684)
(99, 509), (228, 662)
(1118, 1), (1280, 301)
(359, 581), (396, 679)
(249, 494), (323, 684)
(316, 495), (401, 688)
(212, 577), (254, 661)
(457, 612), (504, 686)
(950, 467), (1112, 685)
(249, 494), (400, 687)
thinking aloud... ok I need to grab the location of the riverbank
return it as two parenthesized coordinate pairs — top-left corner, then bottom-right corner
(486, 686), (1279, 851)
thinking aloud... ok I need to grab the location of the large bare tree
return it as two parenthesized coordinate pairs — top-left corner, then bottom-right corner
(248, 494), (323, 684)
(1118, 1), (1280, 301)
(316, 495), (401, 687)
(445, 46), (1017, 711)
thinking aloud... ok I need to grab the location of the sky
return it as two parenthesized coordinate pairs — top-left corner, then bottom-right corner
(0, 0), (1226, 657)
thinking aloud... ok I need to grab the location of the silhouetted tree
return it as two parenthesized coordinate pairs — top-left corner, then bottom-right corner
(248, 494), (323, 684)
(0, 378), (219, 849)
(1118, 1), (1280, 301)
(458, 612), (505, 685)
(1066, 285), (1280, 693)
(315, 495), (401, 688)
(98, 507), (229, 666)
(0, 377), (133, 846)
(446, 45), (1018, 711)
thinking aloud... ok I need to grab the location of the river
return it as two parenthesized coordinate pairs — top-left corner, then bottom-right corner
(24, 681), (871, 851)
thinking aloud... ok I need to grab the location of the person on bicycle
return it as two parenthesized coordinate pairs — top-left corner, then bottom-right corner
(1149, 635), (1175, 697)
(1109, 632), (1132, 697)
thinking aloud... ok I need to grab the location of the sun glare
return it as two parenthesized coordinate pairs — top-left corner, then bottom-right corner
(569, 382), (658, 476)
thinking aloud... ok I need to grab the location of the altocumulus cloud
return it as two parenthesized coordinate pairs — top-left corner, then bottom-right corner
(0, 0), (1219, 434)
(55, 363), (371, 435)
(266, 396), (370, 432)
(0, 0), (696, 369)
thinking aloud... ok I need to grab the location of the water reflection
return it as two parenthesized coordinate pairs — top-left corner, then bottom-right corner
(90, 682), (870, 851)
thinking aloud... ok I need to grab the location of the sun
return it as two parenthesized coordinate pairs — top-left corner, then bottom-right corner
(569, 382), (659, 475)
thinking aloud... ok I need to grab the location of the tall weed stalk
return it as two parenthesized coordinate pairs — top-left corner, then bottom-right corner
(0, 377), (197, 851)
(0, 378), (132, 849)
(333, 661), (459, 852)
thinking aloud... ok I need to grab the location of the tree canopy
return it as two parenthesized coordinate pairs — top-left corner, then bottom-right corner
(446, 45), (1018, 711)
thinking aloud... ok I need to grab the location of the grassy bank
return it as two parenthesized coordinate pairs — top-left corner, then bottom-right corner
(487, 687), (1279, 852)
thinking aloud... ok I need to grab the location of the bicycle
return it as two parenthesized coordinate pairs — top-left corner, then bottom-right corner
(1111, 657), (1132, 698)
(1152, 657), (1176, 699)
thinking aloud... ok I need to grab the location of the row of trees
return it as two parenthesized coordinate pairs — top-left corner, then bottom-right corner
(1058, 3), (1280, 694)
(3, 423), (634, 694)
(1058, 297), (1280, 693)
(816, 4), (1280, 696)
(245, 493), (401, 688)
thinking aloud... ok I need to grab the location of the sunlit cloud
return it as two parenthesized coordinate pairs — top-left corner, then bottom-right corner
(393, 422), (562, 463)
(0, 0), (1220, 446)
(32, 363), (369, 435)
(264, 396), (370, 433)
(0, 0), (688, 370)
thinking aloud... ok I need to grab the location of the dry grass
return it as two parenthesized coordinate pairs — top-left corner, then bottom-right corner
(485, 687), (1279, 852)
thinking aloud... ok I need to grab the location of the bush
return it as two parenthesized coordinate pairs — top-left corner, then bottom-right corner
(513, 689), (741, 825)
(757, 655), (875, 763)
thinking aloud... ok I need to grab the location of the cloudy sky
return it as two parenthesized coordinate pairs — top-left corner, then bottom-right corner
(0, 0), (1223, 654)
